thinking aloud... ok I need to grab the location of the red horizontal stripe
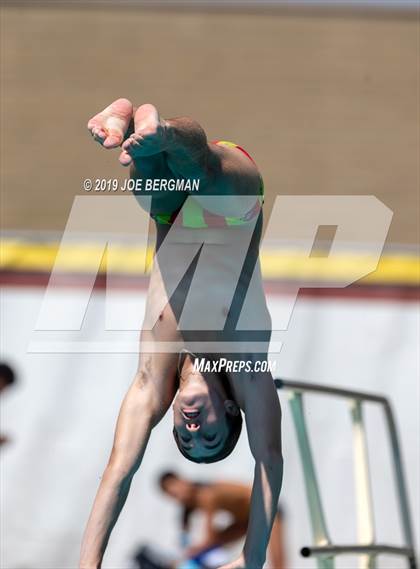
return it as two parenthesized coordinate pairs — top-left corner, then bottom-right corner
(1, 271), (418, 302)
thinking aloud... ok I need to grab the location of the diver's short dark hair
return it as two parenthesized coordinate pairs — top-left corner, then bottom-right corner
(174, 351), (243, 463)
(158, 470), (178, 489)
(173, 411), (243, 464)
(0, 363), (16, 387)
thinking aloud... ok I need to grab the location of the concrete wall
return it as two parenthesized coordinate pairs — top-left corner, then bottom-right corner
(1, 6), (418, 243)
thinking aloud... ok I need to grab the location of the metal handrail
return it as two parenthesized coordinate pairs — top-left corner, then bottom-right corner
(275, 378), (387, 404)
(301, 544), (414, 557)
(275, 378), (418, 569)
(301, 544), (416, 566)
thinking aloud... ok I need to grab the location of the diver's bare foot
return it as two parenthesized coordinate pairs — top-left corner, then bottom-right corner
(119, 103), (168, 166)
(87, 98), (133, 149)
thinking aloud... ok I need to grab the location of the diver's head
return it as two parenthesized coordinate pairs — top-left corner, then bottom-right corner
(172, 352), (242, 463)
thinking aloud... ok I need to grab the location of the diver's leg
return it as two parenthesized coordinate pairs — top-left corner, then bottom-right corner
(87, 97), (133, 148)
(87, 98), (171, 174)
(121, 103), (209, 179)
(118, 102), (261, 227)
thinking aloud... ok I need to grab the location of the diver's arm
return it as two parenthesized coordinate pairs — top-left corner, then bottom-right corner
(79, 380), (168, 569)
(227, 372), (283, 569)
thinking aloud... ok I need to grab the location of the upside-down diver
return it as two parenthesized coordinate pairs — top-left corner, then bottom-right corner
(80, 98), (283, 569)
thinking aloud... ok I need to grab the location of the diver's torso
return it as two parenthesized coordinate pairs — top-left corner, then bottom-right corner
(150, 214), (272, 353)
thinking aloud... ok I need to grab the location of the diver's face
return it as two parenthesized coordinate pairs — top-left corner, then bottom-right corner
(172, 375), (229, 461)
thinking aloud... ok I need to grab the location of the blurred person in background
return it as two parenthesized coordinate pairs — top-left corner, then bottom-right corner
(0, 362), (17, 446)
(133, 471), (286, 569)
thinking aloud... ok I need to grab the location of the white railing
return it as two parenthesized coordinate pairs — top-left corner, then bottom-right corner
(275, 379), (418, 569)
